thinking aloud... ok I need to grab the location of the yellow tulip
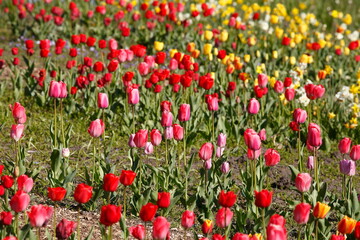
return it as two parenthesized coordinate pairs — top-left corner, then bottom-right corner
(154, 41), (164, 51)
(203, 44), (212, 55)
(204, 30), (213, 41)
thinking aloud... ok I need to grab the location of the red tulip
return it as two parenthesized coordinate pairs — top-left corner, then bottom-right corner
(307, 123), (322, 147)
(103, 173), (120, 192)
(93, 61), (104, 72)
(134, 129), (148, 148)
(338, 216), (357, 235)
(213, 234), (225, 240)
(107, 60), (119, 72)
(47, 187), (67, 201)
(350, 145), (360, 161)
(254, 189), (272, 208)
(152, 216), (170, 240)
(173, 124), (184, 141)
(354, 221), (360, 239)
(257, 74), (268, 87)
(10, 124), (24, 142)
(88, 119), (105, 138)
(293, 108), (307, 124)
(49, 81), (67, 98)
(56, 219), (77, 240)
(120, 170), (136, 186)
(264, 149), (280, 166)
(9, 102), (26, 124)
(157, 192), (171, 208)
(150, 129), (162, 146)
(1, 175), (14, 189)
(97, 93), (109, 109)
(293, 203), (311, 224)
(0, 212), (13, 226)
(10, 191), (30, 212)
(201, 219), (213, 235)
(232, 233), (250, 240)
(160, 101), (172, 112)
(285, 88), (295, 101)
(330, 235), (345, 240)
(27, 204), (53, 228)
(100, 204), (122, 226)
(244, 128), (261, 151)
(266, 223), (287, 240)
(139, 203), (158, 222)
(295, 173), (312, 192)
(338, 138), (352, 154)
(73, 183), (93, 204)
(199, 74), (214, 90)
(215, 207), (233, 228)
(138, 62), (149, 75)
(199, 143), (214, 161)
(289, 121), (300, 131)
(161, 111), (173, 127)
(247, 98), (260, 114)
(268, 214), (286, 227)
(304, 84), (325, 100)
(17, 175), (33, 193)
(181, 210), (195, 229)
(178, 104), (190, 122)
(2, 237), (18, 240)
(205, 93), (219, 111)
(218, 190), (237, 208)
(129, 224), (145, 240)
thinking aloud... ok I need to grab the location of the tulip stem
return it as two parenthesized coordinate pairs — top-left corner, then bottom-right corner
(342, 174), (346, 200)
(132, 105), (135, 134)
(54, 98), (57, 148)
(298, 127), (302, 172)
(53, 204), (57, 240)
(60, 99), (65, 146)
(262, 208), (266, 240)
(297, 225), (302, 240)
(313, 149), (319, 192)
(205, 169), (208, 196)
(37, 228), (41, 240)
(103, 109), (106, 159)
(315, 219), (318, 240)
(15, 213), (19, 238)
(165, 137), (168, 166)
(212, 111), (215, 142)
(183, 122), (188, 208)
(93, 141), (96, 184)
(108, 226), (112, 240)
(77, 206), (81, 240)
(184, 229), (187, 240)
(123, 186), (127, 226)
(301, 192), (304, 203)
(138, 159), (142, 193)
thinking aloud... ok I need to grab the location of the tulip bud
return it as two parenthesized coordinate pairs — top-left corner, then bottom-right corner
(350, 145), (360, 161)
(144, 142), (154, 155)
(293, 203), (311, 224)
(221, 162), (230, 174)
(339, 159), (355, 176)
(62, 148), (70, 158)
(307, 156), (314, 169)
(217, 133), (226, 147)
(338, 137), (352, 154)
(247, 98), (260, 114)
(164, 126), (173, 140)
(295, 173), (312, 192)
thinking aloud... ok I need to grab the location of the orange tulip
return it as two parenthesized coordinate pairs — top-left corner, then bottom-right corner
(338, 216), (356, 235)
(313, 202), (330, 219)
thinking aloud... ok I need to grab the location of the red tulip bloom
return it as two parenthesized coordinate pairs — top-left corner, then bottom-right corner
(56, 219), (77, 240)
(289, 121), (300, 131)
(201, 219), (213, 235)
(338, 138), (351, 154)
(247, 98), (260, 114)
(218, 190), (237, 208)
(205, 93), (219, 111)
(134, 129), (148, 148)
(93, 62), (104, 72)
(254, 189), (272, 208)
(295, 173), (312, 192)
(264, 149), (280, 167)
(152, 216), (170, 240)
(9, 102), (26, 124)
(161, 111), (173, 127)
(139, 203), (158, 222)
(181, 210), (195, 229)
(244, 128), (261, 151)
(47, 187), (67, 201)
(129, 224), (145, 240)
(199, 143), (213, 161)
(232, 233), (250, 240)
(0, 212), (13, 225)
(88, 119), (105, 138)
(120, 170), (136, 186)
(27, 204), (53, 228)
(10, 124), (24, 142)
(293, 203), (311, 224)
(285, 88), (295, 101)
(1, 175), (14, 189)
(97, 93), (109, 109)
(100, 204), (122, 226)
(73, 183), (93, 204)
(307, 123), (322, 147)
(17, 175), (33, 193)
(103, 173), (120, 192)
(330, 235), (345, 240)
(293, 108), (307, 124)
(178, 104), (190, 122)
(354, 221), (360, 239)
(150, 129), (162, 146)
(215, 207), (233, 228)
(10, 191), (30, 213)
(266, 223), (287, 240)
(157, 192), (171, 208)
(350, 145), (360, 161)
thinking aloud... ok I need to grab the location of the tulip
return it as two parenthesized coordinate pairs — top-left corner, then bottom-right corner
(204, 159), (212, 170)
(73, 183), (93, 204)
(338, 138), (352, 154)
(2, 237), (18, 240)
(47, 187), (66, 202)
(138, 62), (149, 75)
(62, 148), (70, 158)
(102, 173), (120, 192)
(152, 216), (170, 240)
(216, 147), (225, 158)
(128, 134), (136, 148)
(307, 123), (322, 147)
(150, 129), (162, 146)
(313, 202), (330, 219)
(160, 101), (172, 112)
(247, 148), (261, 160)
(49, 81), (67, 98)
(266, 223), (287, 240)
(181, 210), (195, 229)
(10, 124), (24, 142)
(244, 129), (261, 151)
(338, 216), (356, 234)
(293, 203), (311, 224)
(199, 143), (213, 161)
(285, 88), (295, 101)
(178, 104), (191, 122)
(340, 159), (356, 176)
(144, 142), (154, 155)
(17, 175), (33, 193)
(201, 219), (213, 235)
(128, 86), (140, 105)
(27, 204), (53, 228)
(307, 156), (314, 169)
(350, 145), (360, 161)
(88, 119), (105, 138)
(293, 108), (307, 124)
(354, 222), (360, 239)
(139, 203), (158, 222)
(295, 173), (312, 192)
(330, 235), (345, 240)
(161, 111), (173, 127)
(100, 205), (122, 226)
(56, 219), (77, 240)
(218, 190), (237, 208)
(247, 98), (260, 114)
(213, 234), (225, 240)
(0, 212), (13, 226)
(258, 129), (266, 141)
(217, 133), (226, 147)
(232, 233), (250, 240)
(173, 124), (184, 141)
(216, 207), (234, 228)
(221, 162), (230, 174)
(274, 81), (284, 93)
(205, 94), (219, 111)
(254, 189), (272, 208)
(10, 191), (30, 212)
(2, 176), (14, 189)
(129, 225), (145, 240)
(97, 93), (109, 109)
(157, 192), (171, 208)
(120, 170), (136, 186)
(258, 74), (268, 87)
(264, 149), (280, 166)
(134, 129), (148, 148)
(9, 102), (26, 124)
(164, 126), (173, 139)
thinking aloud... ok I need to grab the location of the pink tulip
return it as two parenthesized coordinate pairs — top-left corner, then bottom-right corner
(138, 62), (149, 75)
(10, 124), (24, 142)
(247, 98), (260, 114)
(204, 159), (212, 170)
(56, 219), (77, 240)
(126, 49), (134, 61)
(169, 59), (178, 70)
(173, 124), (184, 141)
(258, 129), (266, 141)
(293, 108), (307, 124)
(27, 204), (53, 228)
(350, 145), (360, 161)
(161, 111), (173, 127)
(307, 123), (322, 147)
(215, 207), (233, 228)
(178, 104), (190, 122)
(205, 94), (219, 111)
(10, 191), (30, 212)
(49, 81), (67, 98)
(88, 119), (105, 138)
(293, 203), (311, 224)
(199, 143), (213, 161)
(266, 223), (287, 240)
(134, 129), (148, 148)
(164, 126), (173, 140)
(17, 175), (33, 193)
(285, 88), (295, 101)
(258, 73), (268, 87)
(216, 147), (225, 158)
(150, 129), (162, 146)
(221, 162), (230, 174)
(128, 85), (140, 105)
(152, 216), (170, 240)
(144, 142), (154, 155)
(118, 49), (127, 62)
(217, 133), (226, 147)
(129, 224), (145, 240)
(247, 148), (261, 160)
(307, 156), (314, 170)
(274, 81), (284, 93)
(244, 129), (261, 151)
(181, 210), (195, 229)
(295, 173), (312, 192)
(9, 102), (26, 124)
(97, 93), (109, 109)
(144, 56), (155, 68)
(339, 159), (356, 176)
(128, 134), (136, 148)
(338, 138), (352, 154)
